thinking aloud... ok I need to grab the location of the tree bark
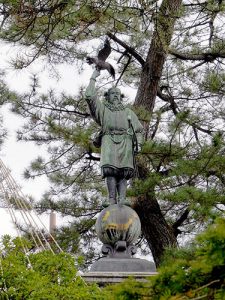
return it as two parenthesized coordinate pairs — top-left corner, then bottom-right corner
(134, 0), (182, 110)
(134, 195), (177, 267)
(134, 0), (183, 266)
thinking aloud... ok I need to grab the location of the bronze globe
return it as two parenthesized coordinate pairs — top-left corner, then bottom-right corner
(95, 204), (141, 246)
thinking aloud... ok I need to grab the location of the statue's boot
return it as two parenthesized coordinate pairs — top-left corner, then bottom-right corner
(117, 178), (131, 206)
(102, 176), (117, 207)
(119, 198), (131, 206)
(102, 197), (116, 208)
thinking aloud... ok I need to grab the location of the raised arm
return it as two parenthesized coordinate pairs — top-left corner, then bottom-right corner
(85, 70), (103, 125)
(85, 69), (100, 103)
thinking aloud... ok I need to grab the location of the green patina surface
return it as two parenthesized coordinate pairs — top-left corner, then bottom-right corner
(96, 205), (141, 244)
(85, 77), (143, 171)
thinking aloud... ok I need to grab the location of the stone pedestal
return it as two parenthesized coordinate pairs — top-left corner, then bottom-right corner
(82, 271), (157, 286)
(84, 204), (157, 284)
(91, 257), (156, 272)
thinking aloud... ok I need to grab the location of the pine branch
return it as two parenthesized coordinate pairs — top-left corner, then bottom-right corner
(115, 54), (132, 86)
(157, 88), (178, 115)
(107, 32), (145, 66)
(172, 209), (189, 237)
(22, 101), (89, 117)
(169, 48), (225, 61)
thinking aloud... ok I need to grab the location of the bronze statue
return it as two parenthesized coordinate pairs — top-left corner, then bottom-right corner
(85, 69), (143, 207)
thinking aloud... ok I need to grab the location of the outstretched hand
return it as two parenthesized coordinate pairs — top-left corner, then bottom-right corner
(91, 69), (100, 80)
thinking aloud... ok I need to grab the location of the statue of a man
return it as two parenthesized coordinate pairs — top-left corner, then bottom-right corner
(85, 70), (143, 207)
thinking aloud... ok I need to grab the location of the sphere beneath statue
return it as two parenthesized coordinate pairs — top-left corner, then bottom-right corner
(96, 204), (141, 246)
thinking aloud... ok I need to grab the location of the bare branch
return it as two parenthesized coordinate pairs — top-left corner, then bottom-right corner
(172, 208), (189, 237)
(169, 48), (225, 61)
(107, 32), (145, 66)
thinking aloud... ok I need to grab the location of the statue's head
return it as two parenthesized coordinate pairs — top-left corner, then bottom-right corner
(104, 87), (124, 104)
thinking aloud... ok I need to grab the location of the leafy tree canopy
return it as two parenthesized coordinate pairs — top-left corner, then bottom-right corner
(0, 235), (107, 299)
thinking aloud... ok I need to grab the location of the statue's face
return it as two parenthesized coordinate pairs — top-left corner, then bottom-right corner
(107, 88), (121, 104)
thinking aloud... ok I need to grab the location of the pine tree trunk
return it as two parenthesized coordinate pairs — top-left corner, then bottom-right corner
(135, 0), (182, 109)
(134, 0), (182, 266)
(134, 195), (177, 267)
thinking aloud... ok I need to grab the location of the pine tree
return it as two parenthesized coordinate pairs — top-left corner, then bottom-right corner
(0, 0), (225, 267)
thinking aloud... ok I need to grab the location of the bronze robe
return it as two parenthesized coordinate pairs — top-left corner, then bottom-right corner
(85, 87), (143, 174)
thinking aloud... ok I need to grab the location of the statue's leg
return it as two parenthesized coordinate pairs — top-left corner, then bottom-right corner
(104, 176), (117, 206)
(117, 178), (130, 206)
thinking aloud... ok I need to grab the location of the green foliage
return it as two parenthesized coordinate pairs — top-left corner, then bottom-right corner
(0, 236), (108, 299)
(106, 218), (225, 299)
(0, 0), (152, 65)
(0, 75), (18, 146)
(104, 277), (152, 300)
(161, 186), (224, 220)
(202, 71), (225, 93)
(150, 218), (225, 299)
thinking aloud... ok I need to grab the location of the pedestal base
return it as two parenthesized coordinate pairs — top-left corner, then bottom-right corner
(90, 257), (156, 272)
(87, 204), (157, 285)
(82, 271), (157, 285)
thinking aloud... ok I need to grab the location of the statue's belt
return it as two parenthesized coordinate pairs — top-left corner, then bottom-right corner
(103, 129), (133, 136)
